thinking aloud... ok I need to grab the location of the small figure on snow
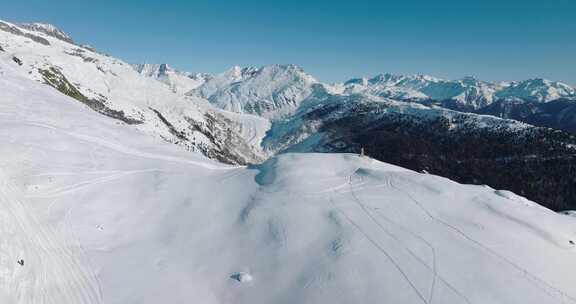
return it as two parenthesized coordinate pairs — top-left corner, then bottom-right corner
(17, 259), (24, 266)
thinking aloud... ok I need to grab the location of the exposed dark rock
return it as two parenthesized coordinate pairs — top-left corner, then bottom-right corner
(38, 67), (142, 125)
(184, 113), (262, 165)
(149, 108), (188, 141)
(65, 48), (98, 63)
(0, 21), (50, 45)
(18, 23), (74, 44)
(12, 56), (22, 66)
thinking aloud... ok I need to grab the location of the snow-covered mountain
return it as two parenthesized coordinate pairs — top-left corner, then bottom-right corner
(131, 63), (211, 94)
(495, 78), (576, 102)
(190, 64), (318, 119)
(0, 20), (266, 164)
(2, 64), (576, 303)
(342, 73), (575, 109)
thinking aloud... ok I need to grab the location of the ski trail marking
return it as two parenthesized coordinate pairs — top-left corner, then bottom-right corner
(0, 169), (102, 304)
(392, 177), (576, 304)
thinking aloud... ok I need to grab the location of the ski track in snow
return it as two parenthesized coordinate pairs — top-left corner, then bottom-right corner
(327, 168), (429, 304)
(341, 168), (471, 304)
(0, 169), (102, 304)
(389, 177), (576, 304)
(329, 163), (576, 304)
(24, 169), (161, 198)
(0, 119), (236, 171)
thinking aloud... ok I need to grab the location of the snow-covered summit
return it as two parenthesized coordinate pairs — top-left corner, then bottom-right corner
(496, 78), (576, 102)
(132, 63), (211, 93)
(190, 64), (318, 118)
(341, 73), (575, 109)
(342, 73), (500, 108)
(18, 22), (74, 44)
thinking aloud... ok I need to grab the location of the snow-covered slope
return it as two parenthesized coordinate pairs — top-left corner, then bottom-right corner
(131, 63), (210, 94)
(1, 67), (576, 303)
(190, 64), (318, 119)
(0, 20), (264, 164)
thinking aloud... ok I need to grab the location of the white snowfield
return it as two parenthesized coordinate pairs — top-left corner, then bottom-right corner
(1, 57), (576, 304)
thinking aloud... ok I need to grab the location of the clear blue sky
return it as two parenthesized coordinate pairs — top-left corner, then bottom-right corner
(3, 0), (575, 84)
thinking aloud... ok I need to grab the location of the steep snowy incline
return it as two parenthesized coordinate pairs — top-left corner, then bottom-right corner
(1, 57), (576, 303)
(0, 19), (265, 165)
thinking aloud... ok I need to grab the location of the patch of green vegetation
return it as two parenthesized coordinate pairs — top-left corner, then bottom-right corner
(38, 67), (143, 125)
(39, 67), (88, 102)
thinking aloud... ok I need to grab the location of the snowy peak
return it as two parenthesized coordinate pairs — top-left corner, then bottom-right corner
(18, 22), (74, 44)
(219, 64), (314, 83)
(221, 65), (259, 80)
(343, 73), (575, 109)
(191, 64), (318, 118)
(496, 78), (576, 102)
(132, 63), (173, 78)
(132, 63), (211, 93)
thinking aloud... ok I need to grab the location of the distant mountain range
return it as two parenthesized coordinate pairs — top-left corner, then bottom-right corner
(129, 54), (576, 134)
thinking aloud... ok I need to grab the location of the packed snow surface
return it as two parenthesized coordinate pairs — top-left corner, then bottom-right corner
(1, 63), (576, 304)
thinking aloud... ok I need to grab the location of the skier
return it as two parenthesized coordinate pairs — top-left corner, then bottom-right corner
(17, 259), (24, 266)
